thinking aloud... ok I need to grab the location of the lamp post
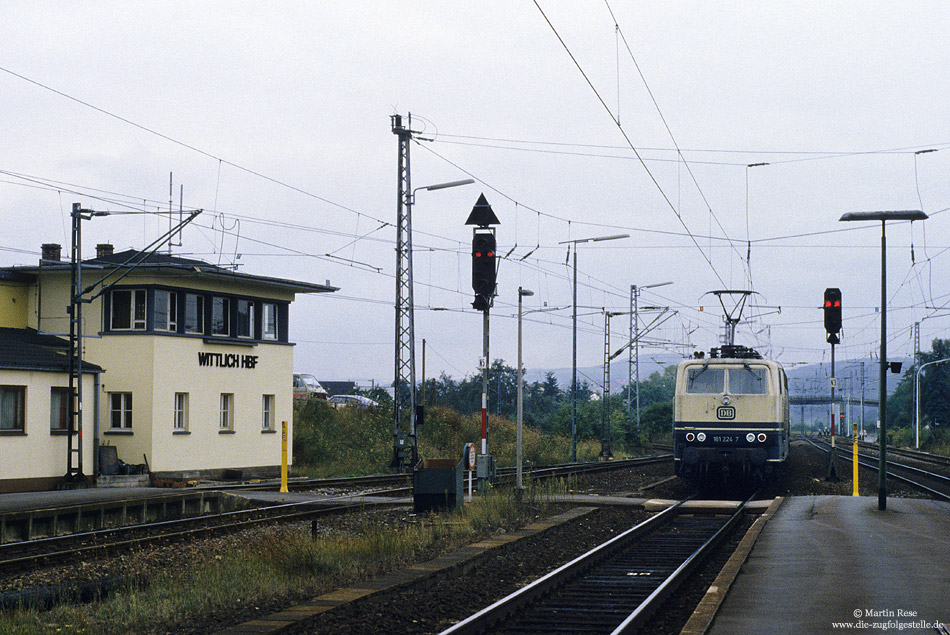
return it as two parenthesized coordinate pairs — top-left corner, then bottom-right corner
(517, 287), (534, 495)
(558, 234), (629, 462)
(915, 357), (950, 449)
(839, 210), (927, 510)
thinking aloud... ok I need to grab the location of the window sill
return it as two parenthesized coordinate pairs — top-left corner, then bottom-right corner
(173, 430), (191, 435)
(0, 430), (26, 436)
(261, 429), (277, 434)
(218, 429), (236, 435)
(104, 429), (134, 435)
(50, 429), (70, 436)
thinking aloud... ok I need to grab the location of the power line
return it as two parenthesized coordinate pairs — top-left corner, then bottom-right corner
(534, 0), (726, 287)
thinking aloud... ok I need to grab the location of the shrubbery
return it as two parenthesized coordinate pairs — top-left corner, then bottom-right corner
(292, 400), (605, 476)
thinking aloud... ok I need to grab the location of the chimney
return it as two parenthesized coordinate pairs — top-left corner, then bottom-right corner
(96, 243), (114, 259)
(41, 243), (62, 262)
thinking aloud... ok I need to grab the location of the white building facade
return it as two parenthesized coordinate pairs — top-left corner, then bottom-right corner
(0, 244), (335, 491)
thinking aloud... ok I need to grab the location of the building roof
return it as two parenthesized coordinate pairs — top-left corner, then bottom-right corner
(2, 248), (339, 295)
(0, 328), (103, 373)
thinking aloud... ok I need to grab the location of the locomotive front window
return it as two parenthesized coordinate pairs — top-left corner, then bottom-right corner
(686, 367), (724, 393)
(729, 367), (768, 394)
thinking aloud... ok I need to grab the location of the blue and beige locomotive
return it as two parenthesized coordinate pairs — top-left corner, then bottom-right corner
(673, 345), (789, 482)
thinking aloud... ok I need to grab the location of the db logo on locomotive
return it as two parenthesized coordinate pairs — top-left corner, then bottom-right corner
(716, 406), (736, 420)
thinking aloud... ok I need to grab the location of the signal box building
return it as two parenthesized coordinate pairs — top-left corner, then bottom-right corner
(0, 244), (335, 492)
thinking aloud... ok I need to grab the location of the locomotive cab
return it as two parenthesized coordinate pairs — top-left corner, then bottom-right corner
(673, 346), (789, 482)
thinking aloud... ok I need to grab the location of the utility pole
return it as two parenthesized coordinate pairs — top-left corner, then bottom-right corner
(628, 281), (672, 440)
(66, 203), (87, 484)
(390, 114), (417, 471)
(601, 311), (620, 459)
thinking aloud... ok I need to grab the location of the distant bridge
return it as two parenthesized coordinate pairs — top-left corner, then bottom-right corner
(790, 395), (879, 408)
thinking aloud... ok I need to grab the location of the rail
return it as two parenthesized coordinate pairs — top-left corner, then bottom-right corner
(439, 493), (754, 634)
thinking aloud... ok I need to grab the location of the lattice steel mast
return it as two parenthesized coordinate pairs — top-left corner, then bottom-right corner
(391, 114), (417, 470)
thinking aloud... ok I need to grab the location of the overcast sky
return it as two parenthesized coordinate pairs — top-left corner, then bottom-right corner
(2, 2), (948, 388)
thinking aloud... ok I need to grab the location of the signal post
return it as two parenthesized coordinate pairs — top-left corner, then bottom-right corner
(466, 194), (500, 489)
(824, 288), (842, 481)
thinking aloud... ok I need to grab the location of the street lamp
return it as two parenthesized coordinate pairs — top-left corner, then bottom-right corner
(517, 287), (534, 495)
(412, 179), (475, 200)
(839, 209), (927, 510)
(915, 357), (950, 449)
(558, 233), (629, 462)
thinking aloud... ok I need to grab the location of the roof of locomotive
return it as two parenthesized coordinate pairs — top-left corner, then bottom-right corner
(677, 345), (784, 370)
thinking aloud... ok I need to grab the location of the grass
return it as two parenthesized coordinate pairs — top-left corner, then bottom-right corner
(292, 400), (612, 479)
(0, 480), (573, 634)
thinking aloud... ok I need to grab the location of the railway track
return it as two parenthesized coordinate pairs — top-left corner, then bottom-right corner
(808, 438), (950, 501)
(852, 438), (950, 469)
(0, 492), (397, 575)
(0, 455), (673, 574)
(439, 495), (754, 635)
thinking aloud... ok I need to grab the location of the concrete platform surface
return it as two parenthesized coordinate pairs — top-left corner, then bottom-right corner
(708, 495), (950, 635)
(0, 487), (180, 513)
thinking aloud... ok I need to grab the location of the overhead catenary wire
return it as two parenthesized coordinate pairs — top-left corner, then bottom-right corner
(533, 0), (727, 288)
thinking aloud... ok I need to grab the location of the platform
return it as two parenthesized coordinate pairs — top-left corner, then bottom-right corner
(707, 495), (950, 634)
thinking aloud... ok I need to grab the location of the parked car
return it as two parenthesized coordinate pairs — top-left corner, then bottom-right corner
(293, 374), (328, 400)
(328, 394), (379, 409)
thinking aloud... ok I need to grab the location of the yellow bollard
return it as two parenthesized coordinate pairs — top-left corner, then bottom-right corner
(280, 420), (289, 493)
(852, 422), (859, 496)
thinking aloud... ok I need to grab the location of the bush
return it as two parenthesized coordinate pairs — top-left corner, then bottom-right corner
(292, 401), (602, 475)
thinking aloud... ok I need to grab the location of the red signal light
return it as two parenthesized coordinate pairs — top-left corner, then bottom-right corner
(834, 300), (840, 307)
(825, 301), (832, 307)
(475, 252), (482, 257)
(487, 251), (494, 257)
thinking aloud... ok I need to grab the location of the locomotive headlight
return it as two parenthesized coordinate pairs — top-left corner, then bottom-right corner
(686, 433), (695, 442)
(697, 432), (706, 442)
(757, 433), (767, 442)
(721, 395), (731, 405)
(746, 433), (755, 443)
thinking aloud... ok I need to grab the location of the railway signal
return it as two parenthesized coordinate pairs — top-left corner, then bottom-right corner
(465, 194), (500, 488)
(823, 287), (842, 480)
(823, 288), (842, 344)
(471, 231), (496, 304)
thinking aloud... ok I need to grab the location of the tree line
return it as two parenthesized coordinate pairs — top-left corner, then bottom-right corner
(885, 338), (950, 448)
(413, 360), (677, 448)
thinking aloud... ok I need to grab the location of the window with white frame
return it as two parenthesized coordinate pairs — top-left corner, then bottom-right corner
(262, 303), (277, 340)
(262, 394), (274, 431)
(0, 385), (26, 432)
(184, 293), (204, 334)
(154, 290), (178, 332)
(50, 387), (70, 431)
(212, 297), (230, 336)
(110, 289), (147, 330)
(219, 393), (234, 431)
(173, 392), (189, 431)
(109, 392), (133, 429)
(236, 299), (255, 338)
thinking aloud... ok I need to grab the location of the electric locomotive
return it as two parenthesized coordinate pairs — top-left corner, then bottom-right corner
(673, 344), (789, 482)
